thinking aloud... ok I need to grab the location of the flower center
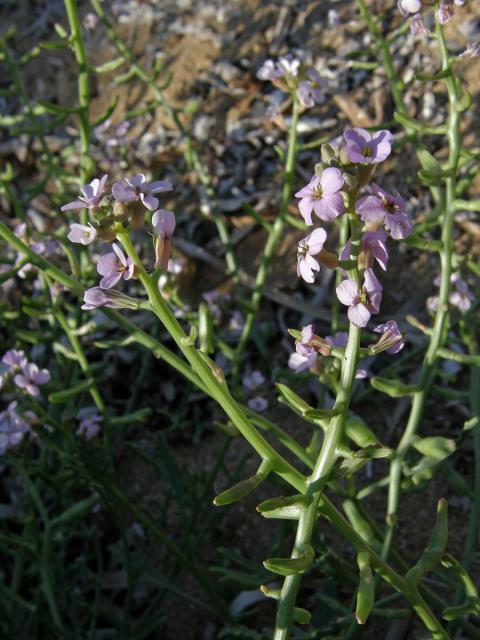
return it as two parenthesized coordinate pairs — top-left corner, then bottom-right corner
(312, 185), (323, 200)
(362, 145), (373, 158)
(359, 289), (369, 305)
(297, 240), (309, 260)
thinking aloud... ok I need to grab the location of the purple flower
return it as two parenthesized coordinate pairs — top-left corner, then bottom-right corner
(277, 55), (301, 77)
(67, 223), (98, 245)
(247, 396), (268, 412)
(2, 350), (27, 370)
(288, 324), (318, 372)
(325, 331), (349, 348)
(152, 209), (176, 270)
(242, 370), (265, 391)
(97, 243), (134, 289)
(397, 0), (422, 16)
(357, 183), (406, 223)
(112, 174), (172, 211)
(61, 175), (108, 212)
(0, 402), (32, 455)
(297, 69), (327, 108)
(436, 0), (456, 24)
(336, 268), (383, 327)
(76, 413), (102, 440)
(340, 229), (389, 271)
(373, 320), (405, 354)
(460, 42), (480, 59)
(357, 184), (412, 240)
(410, 13), (427, 36)
(14, 363), (50, 397)
(297, 227), (327, 283)
(344, 128), (393, 164)
(81, 287), (139, 311)
(257, 59), (283, 81)
(429, 273), (474, 313)
(295, 168), (345, 225)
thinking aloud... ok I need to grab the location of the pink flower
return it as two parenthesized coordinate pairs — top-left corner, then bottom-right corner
(397, 0), (422, 16)
(288, 324), (318, 372)
(81, 287), (139, 311)
(340, 229), (389, 271)
(61, 175), (108, 211)
(2, 350), (27, 370)
(67, 223), (97, 245)
(112, 174), (172, 211)
(0, 402), (33, 454)
(247, 396), (268, 412)
(373, 320), (405, 354)
(297, 227), (327, 283)
(97, 243), (134, 289)
(242, 370), (265, 391)
(76, 413), (102, 440)
(14, 363), (50, 397)
(295, 168), (345, 225)
(336, 268), (383, 327)
(410, 13), (427, 36)
(152, 209), (176, 270)
(344, 128), (393, 164)
(357, 184), (412, 240)
(297, 69), (327, 108)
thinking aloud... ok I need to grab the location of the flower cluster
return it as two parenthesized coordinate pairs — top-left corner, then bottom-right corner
(427, 272), (474, 313)
(242, 370), (268, 412)
(257, 55), (328, 109)
(398, 0), (466, 35)
(294, 127), (411, 329)
(289, 126), (408, 372)
(61, 173), (176, 310)
(1, 350), (50, 397)
(0, 401), (36, 456)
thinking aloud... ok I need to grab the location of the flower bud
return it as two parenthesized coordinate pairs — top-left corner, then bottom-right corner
(314, 162), (326, 178)
(81, 287), (140, 311)
(96, 227), (117, 242)
(113, 200), (129, 221)
(320, 143), (337, 165)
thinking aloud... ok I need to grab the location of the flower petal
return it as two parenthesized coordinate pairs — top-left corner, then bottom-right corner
(298, 197), (314, 226)
(320, 167), (344, 194)
(99, 272), (122, 289)
(336, 279), (358, 306)
(112, 181), (136, 202)
(140, 193), (159, 211)
(348, 303), (371, 327)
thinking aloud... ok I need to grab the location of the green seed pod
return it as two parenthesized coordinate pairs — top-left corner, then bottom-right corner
(214, 473), (266, 507)
(412, 436), (456, 461)
(370, 376), (420, 398)
(294, 607), (312, 625)
(345, 416), (379, 448)
(355, 552), (375, 624)
(264, 544), (314, 576)
(276, 383), (312, 416)
(406, 499), (448, 587)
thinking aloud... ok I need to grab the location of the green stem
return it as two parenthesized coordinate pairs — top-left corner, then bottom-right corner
(232, 96), (300, 375)
(117, 227), (307, 494)
(273, 202), (362, 639)
(382, 21), (460, 561)
(64, 0), (91, 222)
